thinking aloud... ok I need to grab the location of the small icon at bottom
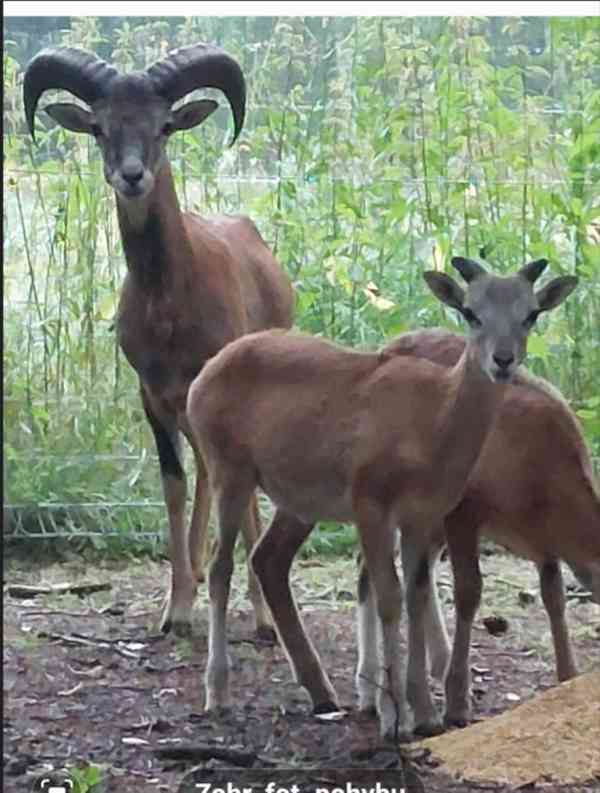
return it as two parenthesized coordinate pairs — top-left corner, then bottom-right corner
(32, 772), (75, 793)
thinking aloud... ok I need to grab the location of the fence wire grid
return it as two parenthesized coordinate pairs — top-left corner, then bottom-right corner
(4, 15), (600, 544)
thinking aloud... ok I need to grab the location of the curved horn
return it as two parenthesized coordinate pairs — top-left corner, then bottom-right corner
(146, 43), (246, 144)
(23, 47), (118, 142)
(451, 256), (487, 283)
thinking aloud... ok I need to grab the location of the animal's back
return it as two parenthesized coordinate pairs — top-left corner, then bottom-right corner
(191, 329), (459, 523)
(196, 328), (449, 427)
(184, 212), (294, 332)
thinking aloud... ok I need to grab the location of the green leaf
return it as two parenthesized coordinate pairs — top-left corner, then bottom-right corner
(527, 335), (549, 361)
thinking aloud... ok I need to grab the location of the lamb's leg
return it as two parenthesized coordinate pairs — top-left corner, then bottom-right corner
(402, 529), (444, 736)
(205, 471), (254, 710)
(424, 538), (451, 683)
(251, 509), (338, 711)
(444, 517), (482, 727)
(357, 501), (411, 742)
(539, 560), (577, 681)
(187, 446), (212, 584)
(240, 493), (275, 640)
(356, 557), (381, 713)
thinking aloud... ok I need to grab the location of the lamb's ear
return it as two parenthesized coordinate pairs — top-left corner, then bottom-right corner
(44, 102), (94, 134)
(520, 258), (548, 284)
(536, 276), (578, 313)
(172, 99), (218, 132)
(424, 271), (465, 312)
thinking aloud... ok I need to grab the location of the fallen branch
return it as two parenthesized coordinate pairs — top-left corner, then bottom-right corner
(58, 680), (151, 696)
(58, 682), (85, 696)
(493, 577), (524, 590)
(144, 662), (188, 674)
(228, 636), (276, 647)
(5, 581), (111, 599)
(482, 649), (536, 659)
(37, 631), (141, 659)
(566, 590), (593, 602)
(68, 664), (104, 677)
(68, 631), (145, 646)
(38, 631), (101, 647)
(14, 608), (102, 618)
(153, 744), (257, 767)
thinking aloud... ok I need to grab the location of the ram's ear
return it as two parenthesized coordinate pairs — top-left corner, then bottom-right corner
(172, 99), (218, 132)
(44, 102), (94, 134)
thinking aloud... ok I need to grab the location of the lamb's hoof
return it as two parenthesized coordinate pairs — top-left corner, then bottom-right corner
(313, 701), (341, 715)
(255, 624), (277, 644)
(358, 703), (377, 716)
(160, 617), (193, 638)
(413, 719), (445, 738)
(445, 714), (470, 729)
(160, 616), (172, 634)
(381, 726), (413, 744)
(430, 658), (450, 684)
(205, 700), (231, 714)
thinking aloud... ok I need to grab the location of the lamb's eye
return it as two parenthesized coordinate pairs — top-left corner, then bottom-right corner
(462, 307), (482, 327)
(523, 310), (539, 329)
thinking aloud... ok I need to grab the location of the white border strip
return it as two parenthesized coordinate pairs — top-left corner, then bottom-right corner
(4, 1), (600, 17)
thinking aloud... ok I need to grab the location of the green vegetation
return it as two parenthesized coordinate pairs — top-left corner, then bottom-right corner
(68, 764), (106, 793)
(3, 16), (599, 555)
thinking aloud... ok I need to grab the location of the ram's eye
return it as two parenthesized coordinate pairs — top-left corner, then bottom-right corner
(90, 123), (103, 138)
(161, 122), (174, 136)
(523, 310), (539, 329)
(462, 307), (482, 327)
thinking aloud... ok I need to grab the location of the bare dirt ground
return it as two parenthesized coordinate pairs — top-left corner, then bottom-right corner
(3, 550), (600, 793)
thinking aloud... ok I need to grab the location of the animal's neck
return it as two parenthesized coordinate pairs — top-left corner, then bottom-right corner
(435, 344), (503, 506)
(116, 163), (193, 293)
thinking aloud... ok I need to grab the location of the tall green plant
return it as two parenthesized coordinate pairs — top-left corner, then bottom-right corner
(3, 16), (599, 552)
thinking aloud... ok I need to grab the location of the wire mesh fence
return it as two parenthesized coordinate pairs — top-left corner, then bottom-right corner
(3, 15), (600, 547)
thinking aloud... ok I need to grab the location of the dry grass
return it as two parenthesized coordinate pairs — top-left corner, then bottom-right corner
(420, 670), (600, 786)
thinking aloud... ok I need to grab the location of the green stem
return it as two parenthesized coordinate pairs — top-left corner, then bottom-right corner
(16, 183), (50, 405)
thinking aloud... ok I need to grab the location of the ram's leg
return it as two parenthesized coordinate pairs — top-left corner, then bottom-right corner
(251, 510), (338, 711)
(241, 493), (275, 640)
(402, 529), (444, 736)
(539, 559), (577, 682)
(141, 388), (195, 637)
